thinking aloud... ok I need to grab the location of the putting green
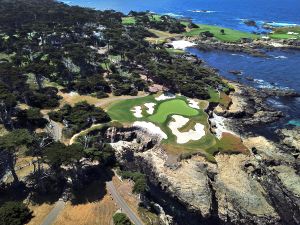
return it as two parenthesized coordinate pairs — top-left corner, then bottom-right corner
(148, 99), (199, 124)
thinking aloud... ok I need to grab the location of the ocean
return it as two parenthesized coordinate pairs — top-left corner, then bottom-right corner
(62, 0), (300, 127)
(62, 0), (300, 32)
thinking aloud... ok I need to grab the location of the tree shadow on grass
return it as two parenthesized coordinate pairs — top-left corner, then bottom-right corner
(70, 167), (114, 205)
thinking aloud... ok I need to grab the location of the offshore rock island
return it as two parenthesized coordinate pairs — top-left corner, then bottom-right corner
(0, 1), (299, 225)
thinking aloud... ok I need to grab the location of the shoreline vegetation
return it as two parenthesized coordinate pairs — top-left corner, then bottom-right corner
(122, 12), (300, 43)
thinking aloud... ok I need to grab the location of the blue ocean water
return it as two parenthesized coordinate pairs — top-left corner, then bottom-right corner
(186, 48), (300, 127)
(63, 0), (300, 127)
(63, 0), (300, 32)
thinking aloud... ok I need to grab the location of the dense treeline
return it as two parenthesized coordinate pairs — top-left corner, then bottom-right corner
(0, 0), (226, 221)
(49, 101), (111, 136)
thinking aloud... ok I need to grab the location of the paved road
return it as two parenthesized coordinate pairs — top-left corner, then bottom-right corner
(40, 200), (65, 225)
(43, 115), (63, 141)
(106, 181), (144, 225)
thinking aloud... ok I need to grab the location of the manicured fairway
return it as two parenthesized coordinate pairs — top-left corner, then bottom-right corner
(185, 24), (259, 42)
(107, 95), (155, 122)
(148, 99), (199, 124)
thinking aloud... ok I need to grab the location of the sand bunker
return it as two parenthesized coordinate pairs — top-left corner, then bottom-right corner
(169, 115), (205, 144)
(171, 40), (196, 50)
(210, 113), (235, 139)
(155, 93), (176, 101)
(133, 121), (167, 139)
(188, 99), (200, 109)
(131, 106), (143, 118)
(144, 103), (156, 115)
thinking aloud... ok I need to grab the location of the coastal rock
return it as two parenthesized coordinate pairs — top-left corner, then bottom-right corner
(276, 127), (300, 150)
(228, 70), (242, 75)
(244, 20), (257, 27)
(214, 154), (280, 224)
(110, 129), (214, 222)
(215, 82), (287, 134)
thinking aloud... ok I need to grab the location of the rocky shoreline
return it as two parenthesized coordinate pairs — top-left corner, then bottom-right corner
(213, 82), (300, 136)
(104, 80), (300, 225)
(107, 121), (299, 225)
(181, 36), (300, 57)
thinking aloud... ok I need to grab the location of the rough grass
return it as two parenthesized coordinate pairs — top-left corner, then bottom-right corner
(208, 88), (220, 103)
(269, 33), (299, 40)
(166, 48), (185, 55)
(146, 29), (180, 44)
(185, 24), (259, 42)
(148, 99), (199, 123)
(219, 92), (232, 109)
(122, 16), (136, 25)
(208, 133), (249, 155)
(27, 203), (55, 225)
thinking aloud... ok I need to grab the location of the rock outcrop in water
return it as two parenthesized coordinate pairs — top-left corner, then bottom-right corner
(106, 125), (300, 225)
(214, 83), (286, 134)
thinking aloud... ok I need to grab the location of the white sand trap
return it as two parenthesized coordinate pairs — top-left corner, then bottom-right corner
(169, 115), (205, 144)
(155, 93), (176, 101)
(133, 121), (167, 139)
(69, 91), (79, 96)
(210, 113), (235, 139)
(269, 42), (284, 47)
(171, 40), (196, 50)
(144, 103), (156, 115)
(131, 106), (143, 118)
(188, 99), (200, 109)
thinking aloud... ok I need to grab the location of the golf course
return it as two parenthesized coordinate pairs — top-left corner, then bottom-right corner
(107, 93), (248, 160)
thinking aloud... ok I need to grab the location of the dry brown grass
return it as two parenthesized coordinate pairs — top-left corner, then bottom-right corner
(53, 195), (117, 225)
(59, 92), (102, 107)
(114, 177), (141, 217)
(26, 203), (55, 225)
(146, 29), (180, 44)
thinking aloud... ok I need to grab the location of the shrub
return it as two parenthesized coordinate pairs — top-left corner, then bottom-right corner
(0, 201), (32, 225)
(113, 213), (132, 225)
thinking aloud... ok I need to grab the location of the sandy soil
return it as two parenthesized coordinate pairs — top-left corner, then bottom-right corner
(210, 113), (235, 139)
(144, 103), (156, 114)
(188, 99), (200, 109)
(131, 106), (143, 118)
(133, 121), (167, 139)
(171, 40), (196, 49)
(168, 115), (205, 144)
(155, 93), (176, 101)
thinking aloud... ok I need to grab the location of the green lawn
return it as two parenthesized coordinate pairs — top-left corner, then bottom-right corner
(185, 24), (259, 42)
(122, 17), (136, 25)
(208, 88), (220, 103)
(148, 99), (199, 123)
(269, 33), (299, 40)
(122, 14), (161, 25)
(166, 48), (185, 55)
(106, 94), (247, 159)
(107, 95), (156, 122)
